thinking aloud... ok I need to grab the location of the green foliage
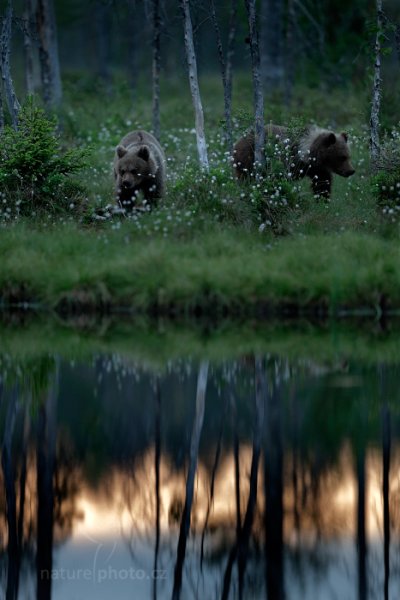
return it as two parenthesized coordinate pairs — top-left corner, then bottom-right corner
(371, 128), (400, 218)
(0, 98), (89, 218)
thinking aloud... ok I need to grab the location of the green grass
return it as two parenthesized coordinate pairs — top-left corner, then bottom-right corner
(0, 223), (400, 314)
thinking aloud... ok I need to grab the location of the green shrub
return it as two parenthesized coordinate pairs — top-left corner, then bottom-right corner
(0, 98), (89, 218)
(371, 127), (400, 218)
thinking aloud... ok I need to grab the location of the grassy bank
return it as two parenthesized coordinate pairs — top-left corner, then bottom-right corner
(1, 224), (399, 315)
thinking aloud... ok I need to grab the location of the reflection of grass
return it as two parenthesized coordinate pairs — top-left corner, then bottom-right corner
(1, 225), (400, 313)
(2, 315), (400, 366)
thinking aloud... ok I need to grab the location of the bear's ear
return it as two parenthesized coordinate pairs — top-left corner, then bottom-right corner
(138, 146), (150, 161)
(323, 132), (336, 147)
(341, 131), (349, 142)
(117, 145), (127, 158)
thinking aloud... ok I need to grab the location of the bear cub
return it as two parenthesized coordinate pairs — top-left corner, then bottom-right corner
(233, 125), (355, 198)
(114, 130), (166, 208)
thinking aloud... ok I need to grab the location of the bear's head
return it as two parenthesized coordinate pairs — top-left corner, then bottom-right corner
(115, 145), (154, 194)
(313, 131), (355, 178)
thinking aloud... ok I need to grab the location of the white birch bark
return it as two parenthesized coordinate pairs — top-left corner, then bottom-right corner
(370, 0), (383, 168)
(244, 0), (265, 170)
(180, 0), (209, 171)
(152, 0), (161, 140)
(0, 0), (20, 129)
(36, 0), (62, 109)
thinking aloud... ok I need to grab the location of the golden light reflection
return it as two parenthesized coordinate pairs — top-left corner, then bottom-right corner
(1, 444), (399, 547)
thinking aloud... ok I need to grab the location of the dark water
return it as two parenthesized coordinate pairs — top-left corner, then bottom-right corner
(0, 349), (399, 599)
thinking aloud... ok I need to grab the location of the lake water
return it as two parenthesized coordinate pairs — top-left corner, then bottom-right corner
(0, 325), (398, 599)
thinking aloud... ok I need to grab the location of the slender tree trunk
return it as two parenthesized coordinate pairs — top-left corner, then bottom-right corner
(95, 0), (112, 94)
(23, 0), (40, 95)
(152, 0), (161, 140)
(0, 0), (21, 129)
(127, 0), (138, 100)
(284, 0), (296, 107)
(209, 0), (236, 152)
(36, 0), (62, 109)
(179, 0), (209, 171)
(395, 24), (400, 64)
(370, 0), (383, 168)
(244, 0), (265, 170)
(260, 0), (284, 92)
(225, 0), (238, 152)
(172, 361), (208, 600)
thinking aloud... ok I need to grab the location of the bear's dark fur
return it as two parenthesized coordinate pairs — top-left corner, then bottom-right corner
(233, 124), (355, 198)
(114, 130), (166, 208)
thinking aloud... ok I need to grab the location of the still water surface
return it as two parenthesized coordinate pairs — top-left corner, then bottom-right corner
(0, 345), (399, 599)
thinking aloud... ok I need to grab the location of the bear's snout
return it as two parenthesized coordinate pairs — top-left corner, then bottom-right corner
(345, 168), (355, 177)
(122, 180), (133, 189)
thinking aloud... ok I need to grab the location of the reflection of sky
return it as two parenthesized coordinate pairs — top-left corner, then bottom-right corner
(14, 446), (399, 599)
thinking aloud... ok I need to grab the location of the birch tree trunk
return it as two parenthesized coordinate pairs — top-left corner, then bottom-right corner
(23, 0), (40, 95)
(0, 0), (21, 129)
(370, 0), (383, 168)
(260, 0), (284, 92)
(180, 0), (209, 171)
(152, 0), (161, 140)
(36, 0), (62, 109)
(244, 0), (265, 170)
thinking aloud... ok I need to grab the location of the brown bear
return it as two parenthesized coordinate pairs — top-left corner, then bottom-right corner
(114, 130), (166, 208)
(233, 124), (355, 198)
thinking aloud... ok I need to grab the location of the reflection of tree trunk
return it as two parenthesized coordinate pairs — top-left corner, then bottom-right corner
(153, 378), (161, 600)
(382, 403), (390, 600)
(200, 394), (228, 568)
(2, 388), (21, 600)
(264, 372), (285, 600)
(172, 361), (209, 600)
(290, 385), (300, 536)
(231, 391), (241, 538)
(16, 398), (31, 598)
(356, 445), (367, 600)
(221, 356), (265, 600)
(37, 364), (59, 600)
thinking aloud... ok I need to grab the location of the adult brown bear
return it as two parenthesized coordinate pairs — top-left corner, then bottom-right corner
(114, 130), (166, 208)
(233, 124), (355, 198)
